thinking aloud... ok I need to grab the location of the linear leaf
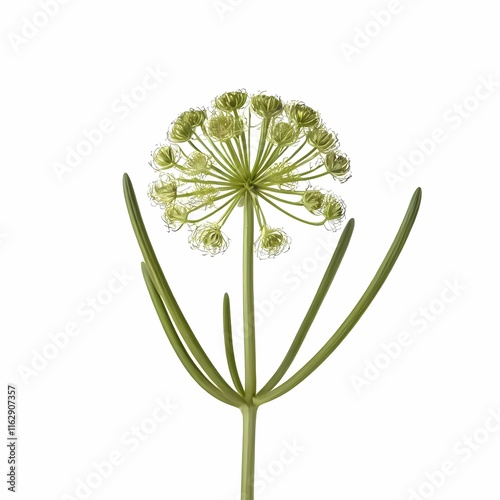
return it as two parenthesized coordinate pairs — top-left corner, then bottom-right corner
(257, 218), (354, 397)
(223, 293), (245, 396)
(255, 188), (422, 405)
(123, 173), (240, 400)
(142, 263), (243, 407)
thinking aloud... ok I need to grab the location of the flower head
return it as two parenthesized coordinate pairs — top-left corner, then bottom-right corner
(286, 101), (320, 129)
(302, 189), (325, 215)
(205, 112), (241, 141)
(148, 175), (177, 207)
(162, 204), (189, 232)
(324, 152), (351, 183)
(269, 121), (299, 147)
(307, 127), (338, 153)
(251, 94), (283, 118)
(189, 223), (229, 256)
(148, 91), (351, 256)
(185, 151), (212, 176)
(152, 145), (179, 170)
(322, 194), (346, 231)
(179, 108), (206, 128)
(169, 118), (193, 143)
(255, 226), (291, 259)
(215, 90), (248, 111)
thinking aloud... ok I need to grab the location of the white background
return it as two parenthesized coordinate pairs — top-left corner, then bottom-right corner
(1, 0), (500, 499)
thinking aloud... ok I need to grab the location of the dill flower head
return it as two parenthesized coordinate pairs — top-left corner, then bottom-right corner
(148, 90), (351, 256)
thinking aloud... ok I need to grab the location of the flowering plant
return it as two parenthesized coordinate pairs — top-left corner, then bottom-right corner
(123, 90), (421, 500)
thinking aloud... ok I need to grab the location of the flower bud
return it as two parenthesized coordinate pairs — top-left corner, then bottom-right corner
(322, 194), (345, 231)
(152, 145), (179, 170)
(186, 151), (212, 175)
(324, 152), (351, 182)
(206, 113), (237, 141)
(148, 175), (178, 207)
(162, 204), (188, 231)
(255, 226), (291, 259)
(307, 127), (338, 153)
(189, 223), (229, 256)
(251, 94), (283, 118)
(302, 189), (325, 215)
(179, 109), (206, 128)
(286, 101), (320, 128)
(269, 121), (299, 147)
(215, 90), (248, 111)
(169, 119), (193, 143)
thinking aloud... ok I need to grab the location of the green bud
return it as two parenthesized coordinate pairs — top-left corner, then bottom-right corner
(148, 175), (178, 207)
(307, 127), (338, 153)
(169, 119), (193, 143)
(215, 90), (248, 111)
(324, 152), (351, 182)
(162, 204), (188, 231)
(186, 151), (212, 175)
(269, 121), (299, 147)
(322, 194), (345, 231)
(153, 145), (178, 169)
(251, 94), (283, 119)
(179, 108), (206, 128)
(256, 226), (291, 258)
(189, 223), (229, 256)
(206, 113), (237, 141)
(286, 101), (320, 128)
(302, 190), (325, 215)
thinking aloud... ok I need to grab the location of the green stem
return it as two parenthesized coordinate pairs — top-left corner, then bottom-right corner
(251, 118), (269, 174)
(243, 191), (256, 397)
(258, 192), (325, 226)
(240, 191), (257, 500)
(253, 144), (283, 178)
(240, 403), (258, 500)
(283, 136), (307, 163)
(191, 134), (238, 179)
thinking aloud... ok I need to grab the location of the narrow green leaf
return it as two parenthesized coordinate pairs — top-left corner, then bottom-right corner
(123, 173), (240, 400)
(257, 218), (355, 397)
(223, 293), (245, 396)
(254, 188), (422, 405)
(142, 263), (244, 407)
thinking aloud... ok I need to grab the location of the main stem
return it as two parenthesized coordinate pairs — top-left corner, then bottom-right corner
(240, 403), (258, 500)
(241, 191), (257, 500)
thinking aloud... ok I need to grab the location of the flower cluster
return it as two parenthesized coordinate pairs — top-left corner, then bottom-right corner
(148, 90), (351, 257)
